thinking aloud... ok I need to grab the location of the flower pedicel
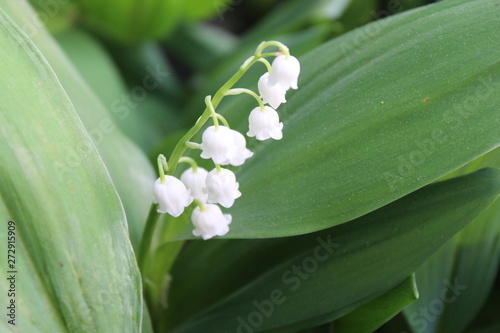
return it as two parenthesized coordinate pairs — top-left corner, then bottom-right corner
(151, 41), (300, 240)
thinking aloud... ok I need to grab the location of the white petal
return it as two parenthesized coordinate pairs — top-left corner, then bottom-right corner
(200, 126), (236, 165)
(153, 176), (193, 217)
(258, 73), (287, 109)
(206, 168), (241, 208)
(191, 204), (231, 240)
(247, 106), (283, 141)
(268, 55), (301, 91)
(180, 167), (209, 203)
(228, 130), (253, 166)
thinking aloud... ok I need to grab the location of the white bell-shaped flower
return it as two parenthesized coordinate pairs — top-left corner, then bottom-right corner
(153, 176), (193, 216)
(247, 106), (283, 141)
(258, 72), (286, 109)
(191, 204), (232, 240)
(200, 125), (253, 166)
(205, 168), (241, 208)
(229, 130), (254, 166)
(268, 54), (301, 91)
(180, 167), (209, 203)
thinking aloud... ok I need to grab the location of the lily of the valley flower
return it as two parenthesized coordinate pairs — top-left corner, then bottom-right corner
(191, 204), (232, 240)
(268, 54), (301, 91)
(180, 167), (208, 203)
(229, 130), (254, 166)
(258, 72), (286, 109)
(205, 168), (241, 208)
(153, 176), (192, 216)
(247, 106), (283, 141)
(200, 125), (253, 166)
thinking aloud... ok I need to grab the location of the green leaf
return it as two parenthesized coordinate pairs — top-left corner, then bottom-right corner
(175, 0), (500, 239)
(403, 149), (500, 333)
(334, 275), (418, 333)
(0, 8), (141, 331)
(162, 168), (500, 332)
(1, 0), (156, 249)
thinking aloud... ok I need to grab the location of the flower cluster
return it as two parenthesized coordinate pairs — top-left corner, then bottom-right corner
(153, 41), (300, 240)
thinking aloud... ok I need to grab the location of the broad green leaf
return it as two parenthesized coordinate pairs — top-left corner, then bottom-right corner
(174, 0), (499, 239)
(1, 0), (156, 249)
(162, 169), (500, 332)
(297, 323), (334, 333)
(404, 149), (500, 333)
(334, 275), (418, 333)
(55, 28), (180, 153)
(0, 9), (141, 331)
(74, 0), (181, 42)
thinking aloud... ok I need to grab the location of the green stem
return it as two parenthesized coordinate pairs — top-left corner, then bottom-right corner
(255, 40), (289, 57)
(138, 41), (282, 273)
(193, 198), (205, 211)
(216, 114), (230, 128)
(179, 156), (198, 172)
(166, 56), (259, 175)
(206, 96), (219, 129)
(138, 205), (161, 273)
(258, 58), (272, 72)
(157, 154), (167, 183)
(226, 88), (265, 109)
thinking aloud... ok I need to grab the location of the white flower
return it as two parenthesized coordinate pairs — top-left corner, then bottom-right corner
(247, 106), (283, 141)
(191, 204), (232, 240)
(268, 54), (301, 91)
(153, 176), (193, 216)
(180, 167), (208, 203)
(229, 130), (254, 166)
(205, 168), (241, 208)
(258, 72), (286, 109)
(200, 125), (253, 166)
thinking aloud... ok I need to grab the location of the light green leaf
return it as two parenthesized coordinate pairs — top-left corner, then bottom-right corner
(174, 0), (500, 239)
(0, 8), (141, 331)
(163, 169), (500, 332)
(1, 0), (156, 249)
(334, 275), (418, 333)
